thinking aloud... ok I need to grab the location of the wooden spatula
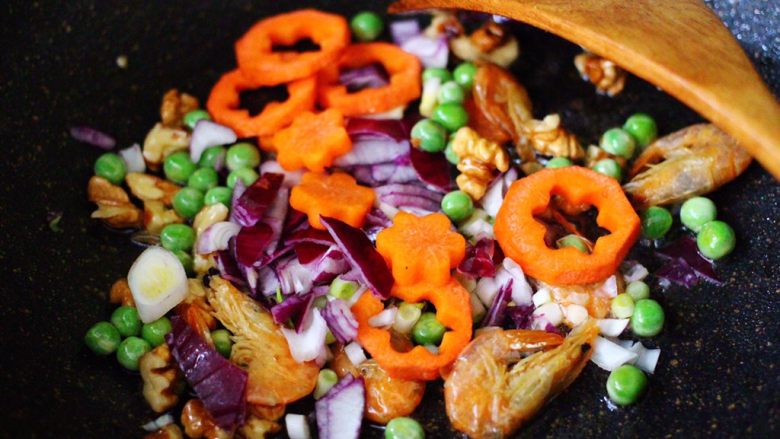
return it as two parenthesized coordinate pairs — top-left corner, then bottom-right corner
(389, 0), (780, 179)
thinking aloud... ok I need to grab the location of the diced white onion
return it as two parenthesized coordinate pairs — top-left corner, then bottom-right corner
(475, 277), (498, 308)
(635, 346), (661, 374)
(622, 261), (649, 283)
(285, 413), (312, 439)
(470, 292), (486, 323)
(189, 120), (237, 162)
(455, 272), (477, 293)
(423, 344), (439, 355)
(533, 302), (563, 326)
(362, 105), (406, 120)
(344, 341), (367, 366)
(597, 318), (630, 337)
(141, 413), (174, 432)
(281, 309), (328, 363)
(596, 275), (620, 298)
(368, 307), (397, 328)
(119, 143), (145, 173)
(532, 288), (552, 307)
(419, 77), (441, 117)
(590, 336), (639, 371)
(498, 257), (533, 305)
(564, 304), (589, 326)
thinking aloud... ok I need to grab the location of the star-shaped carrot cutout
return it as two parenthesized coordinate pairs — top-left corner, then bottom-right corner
(376, 212), (466, 286)
(272, 109), (352, 172)
(290, 172), (375, 230)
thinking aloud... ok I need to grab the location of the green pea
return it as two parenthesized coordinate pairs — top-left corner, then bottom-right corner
(116, 336), (151, 371)
(437, 81), (465, 104)
(211, 329), (233, 358)
(444, 140), (459, 165)
(160, 223), (196, 252)
(412, 312), (446, 345)
(350, 11), (384, 42)
(183, 109), (211, 130)
(198, 146), (226, 170)
(623, 113), (657, 148)
(422, 67), (452, 84)
(187, 167), (218, 192)
(172, 187), (205, 219)
(696, 220), (735, 260)
(592, 158), (622, 181)
(680, 197), (717, 232)
(441, 190), (474, 222)
(164, 151), (198, 185)
(600, 128), (637, 159)
(204, 186), (233, 208)
(84, 321), (121, 355)
(626, 281), (650, 301)
(141, 317), (172, 348)
(226, 142), (261, 171)
(411, 119), (448, 153)
(432, 103), (469, 132)
(227, 168), (259, 189)
(174, 250), (194, 276)
(631, 299), (664, 337)
(94, 152), (127, 185)
(385, 417), (425, 439)
(611, 293), (635, 319)
(111, 306), (142, 337)
(606, 364), (647, 406)
(556, 234), (590, 253)
(640, 206), (673, 240)
(546, 157), (572, 168)
(453, 62), (478, 90)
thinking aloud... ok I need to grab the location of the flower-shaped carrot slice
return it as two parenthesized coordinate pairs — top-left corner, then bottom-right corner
(376, 212), (466, 287)
(272, 109), (352, 172)
(290, 172), (375, 230)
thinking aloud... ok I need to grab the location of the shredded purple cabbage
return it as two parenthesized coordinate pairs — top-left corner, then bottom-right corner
(655, 235), (721, 286)
(231, 173), (283, 227)
(482, 279), (513, 327)
(235, 223), (273, 267)
(409, 147), (453, 191)
(507, 304), (535, 329)
(345, 118), (408, 143)
(458, 238), (504, 278)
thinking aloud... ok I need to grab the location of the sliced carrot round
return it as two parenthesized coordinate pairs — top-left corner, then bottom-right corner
(235, 9), (350, 86)
(318, 43), (422, 116)
(206, 69), (316, 142)
(272, 109), (353, 172)
(290, 172), (375, 230)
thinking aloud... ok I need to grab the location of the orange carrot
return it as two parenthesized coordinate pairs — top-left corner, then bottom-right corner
(271, 109), (352, 172)
(289, 172), (375, 230)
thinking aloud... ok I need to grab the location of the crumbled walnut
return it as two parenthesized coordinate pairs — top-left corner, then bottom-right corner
(144, 201), (184, 234)
(140, 345), (180, 413)
(584, 144), (628, 169)
(161, 89), (200, 128)
(239, 416), (281, 439)
(87, 176), (143, 229)
(517, 114), (584, 160)
(471, 21), (509, 53)
(181, 400), (231, 439)
(145, 424), (183, 439)
(143, 123), (190, 170)
(423, 11), (464, 38)
(193, 203), (229, 237)
(451, 127), (510, 200)
(193, 253), (216, 276)
(127, 173), (181, 205)
(450, 20), (519, 68)
(574, 52), (627, 96)
(109, 278), (135, 306)
(177, 280), (216, 341)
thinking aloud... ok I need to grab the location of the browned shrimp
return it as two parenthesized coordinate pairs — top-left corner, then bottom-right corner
(624, 123), (752, 208)
(331, 345), (426, 425)
(444, 321), (598, 439)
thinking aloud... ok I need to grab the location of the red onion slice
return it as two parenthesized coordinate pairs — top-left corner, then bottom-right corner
(390, 19), (421, 46)
(401, 35), (449, 68)
(69, 126), (116, 149)
(196, 221), (241, 255)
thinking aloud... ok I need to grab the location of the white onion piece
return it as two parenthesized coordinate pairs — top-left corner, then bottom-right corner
(590, 336), (639, 371)
(419, 76), (441, 117)
(189, 120), (236, 162)
(286, 414), (312, 439)
(377, 201), (400, 220)
(475, 276), (498, 308)
(482, 168), (518, 217)
(260, 160), (303, 188)
(596, 275), (620, 298)
(533, 302), (563, 327)
(634, 346), (661, 374)
(390, 19), (421, 46)
(195, 221), (241, 255)
(281, 309), (328, 363)
(362, 105), (406, 120)
(470, 292), (487, 323)
(128, 247), (188, 323)
(455, 272), (477, 293)
(368, 307), (397, 328)
(564, 304), (589, 326)
(119, 143), (145, 173)
(622, 261), (649, 283)
(344, 341), (367, 366)
(401, 35), (449, 68)
(141, 414), (174, 432)
(497, 257), (533, 305)
(597, 318), (630, 337)
(532, 288), (552, 308)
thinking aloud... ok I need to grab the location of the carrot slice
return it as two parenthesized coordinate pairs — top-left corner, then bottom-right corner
(235, 9), (350, 86)
(376, 212), (466, 287)
(271, 109), (352, 172)
(206, 69), (316, 142)
(290, 172), (375, 230)
(352, 279), (473, 381)
(318, 43), (422, 116)
(494, 166), (640, 285)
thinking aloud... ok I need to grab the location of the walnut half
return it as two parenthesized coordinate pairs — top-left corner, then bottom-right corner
(451, 127), (510, 200)
(139, 344), (180, 413)
(87, 176), (142, 229)
(126, 173), (181, 205)
(517, 114), (584, 160)
(161, 89), (199, 128)
(181, 400), (231, 439)
(574, 52), (627, 96)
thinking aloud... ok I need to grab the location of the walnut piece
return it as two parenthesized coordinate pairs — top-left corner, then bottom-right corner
(423, 11), (464, 38)
(451, 127), (510, 200)
(161, 89), (199, 128)
(145, 424), (183, 439)
(140, 345), (180, 413)
(517, 114), (584, 160)
(87, 176), (143, 229)
(193, 203), (229, 237)
(143, 201), (184, 234)
(574, 52), (627, 96)
(177, 280), (217, 342)
(181, 400), (231, 439)
(450, 20), (519, 68)
(127, 173), (181, 205)
(585, 144), (628, 169)
(239, 416), (281, 439)
(470, 20), (509, 53)
(109, 278), (135, 306)
(143, 123), (190, 170)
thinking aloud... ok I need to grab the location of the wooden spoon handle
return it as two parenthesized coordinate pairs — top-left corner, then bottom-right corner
(390, 0), (780, 179)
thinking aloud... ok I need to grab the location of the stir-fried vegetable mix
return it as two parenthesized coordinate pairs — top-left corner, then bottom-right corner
(73, 8), (752, 439)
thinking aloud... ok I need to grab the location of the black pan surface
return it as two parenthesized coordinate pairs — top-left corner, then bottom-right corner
(1, 1), (778, 437)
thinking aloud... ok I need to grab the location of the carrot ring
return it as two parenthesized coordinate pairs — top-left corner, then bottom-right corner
(318, 43), (422, 116)
(206, 69), (316, 143)
(235, 9), (350, 86)
(494, 166), (640, 285)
